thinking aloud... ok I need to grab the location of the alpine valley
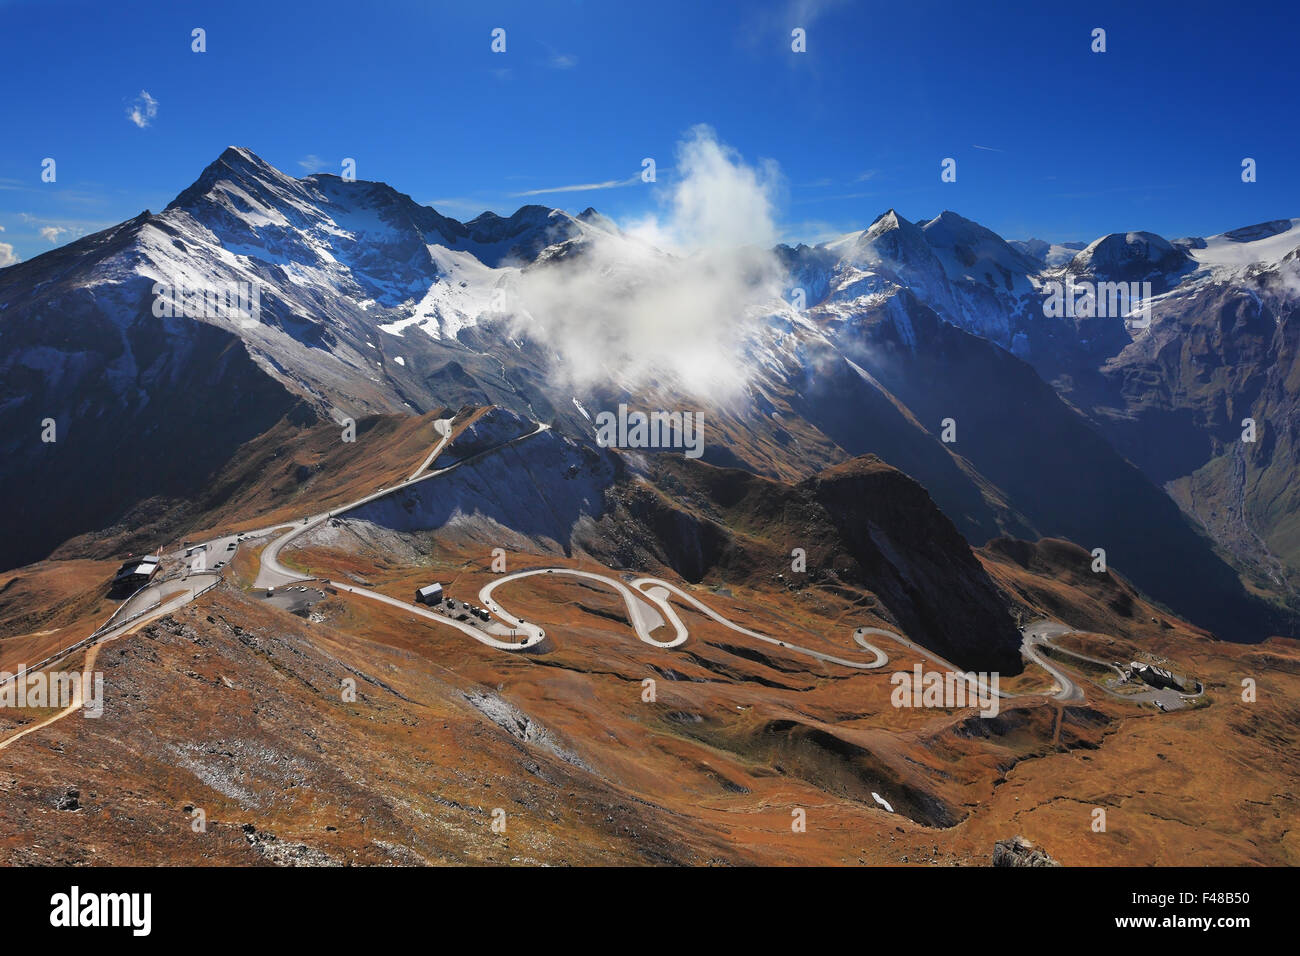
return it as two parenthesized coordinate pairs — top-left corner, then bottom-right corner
(2, 148), (1297, 867)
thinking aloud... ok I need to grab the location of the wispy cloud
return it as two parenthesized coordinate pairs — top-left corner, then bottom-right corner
(426, 197), (494, 216)
(126, 90), (158, 128)
(788, 0), (846, 24)
(971, 144), (1003, 152)
(49, 188), (109, 206)
(19, 212), (115, 243)
(779, 218), (855, 246)
(538, 39), (578, 70)
(741, 0), (848, 49)
(510, 175), (639, 197)
(792, 190), (879, 204)
(855, 169), (879, 181)
(297, 154), (328, 172)
(0, 226), (17, 268)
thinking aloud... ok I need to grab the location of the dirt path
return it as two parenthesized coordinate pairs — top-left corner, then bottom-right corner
(0, 598), (179, 753)
(0, 642), (102, 752)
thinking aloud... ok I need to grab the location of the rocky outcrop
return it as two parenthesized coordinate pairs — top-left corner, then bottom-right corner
(600, 453), (1024, 673)
(803, 457), (1023, 672)
(993, 835), (1061, 867)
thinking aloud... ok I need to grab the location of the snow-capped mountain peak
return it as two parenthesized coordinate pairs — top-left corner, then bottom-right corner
(1177, 218), (1300, 273)
(920, 210), (1041, 287)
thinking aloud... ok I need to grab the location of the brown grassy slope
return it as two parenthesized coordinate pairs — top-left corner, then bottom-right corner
(980, 536), (1209, 637)
(1, 573), (993, 866)
(0, 559), (123, 670)
(0, 407), (488, 665)
(968, 534), (1300, 864)
(0, 582), (720, 865)
(948, 643), (1300, 865)
(274, 538), (1195, 857)
(3, 529), (1297, 865)
(271, 526), (1300, 866)
(4, 415), (1297, 865)
(50, 405), (489, 562)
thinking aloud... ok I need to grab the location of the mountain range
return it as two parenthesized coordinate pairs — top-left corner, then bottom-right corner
(3, 145), (1298, 645)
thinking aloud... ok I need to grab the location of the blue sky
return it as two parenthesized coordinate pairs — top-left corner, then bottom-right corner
(2, 0), (1296, 264)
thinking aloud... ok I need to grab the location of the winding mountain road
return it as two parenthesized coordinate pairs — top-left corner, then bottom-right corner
(478, 569), (1090, 704)
(1019, 621), (1085, 702)
(330, 581), (541, 652)
(256, 417), (457, 589)
(480, 568), (895, 666)
(2, 411), (1171, 759)
(630, 575), (888, 668)
(256, 418), (545, 589)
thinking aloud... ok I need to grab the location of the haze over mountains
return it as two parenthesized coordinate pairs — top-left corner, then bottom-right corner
(2, 144), (1298, 645)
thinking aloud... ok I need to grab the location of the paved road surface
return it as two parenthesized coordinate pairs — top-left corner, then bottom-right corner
(257, 421), (548, 590)
(331, 581), (541, 652)
(633, 576), (891, 668)
(4, 411), (1201, 760)
(1020, 621), (1201, 707)
(1019, 622), (1087, 703)
(0, 418), (470, 705)
(480, 569), (687, 649)
(480, 568), (894, 668)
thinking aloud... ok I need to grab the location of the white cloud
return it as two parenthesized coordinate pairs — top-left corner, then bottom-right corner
(126, 90), (159, 128)
(20, 213), (114, 240)
(779, 218), (851, 246)
(298, 154), (327, 172)
(631, 125), (782, 252)
(426, 197), (492, 215)
(548, 52), (578, 69)
(742, 0), (847, 48)
(507, 125), (787, 400)
(511, 175), (638, 197)
(787, 0), (847, 28)
(0, 242), (19, 267)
